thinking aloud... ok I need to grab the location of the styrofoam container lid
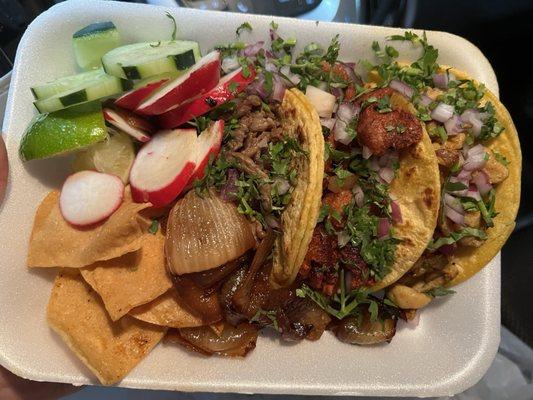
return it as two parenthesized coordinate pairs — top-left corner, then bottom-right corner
(0, 0), (500, 397)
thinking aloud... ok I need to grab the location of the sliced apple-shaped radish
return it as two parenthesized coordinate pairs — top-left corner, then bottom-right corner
(157, 66), (256, 129)
(129, 129), (197, 206)
(103, 107), (154, 142)
(114, 78), (169, 110)
(59, 170), (124, 226)
(188, 120), (224, 184)
(136, 51), (221, 116)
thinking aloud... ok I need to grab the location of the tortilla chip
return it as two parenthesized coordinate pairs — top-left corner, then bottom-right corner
(81, 229), (172, 321)
(270, 88), (325, 287)
(129, 290), (204, 328)
(47, 269), (166, 385)
(28, 187), (150, 268)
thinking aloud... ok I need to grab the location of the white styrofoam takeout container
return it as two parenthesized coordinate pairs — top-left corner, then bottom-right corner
(0, 0), (500, 396)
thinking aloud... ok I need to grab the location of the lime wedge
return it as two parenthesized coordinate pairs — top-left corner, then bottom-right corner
(19, 101), (107, 161)
(72, 129), (135, 184)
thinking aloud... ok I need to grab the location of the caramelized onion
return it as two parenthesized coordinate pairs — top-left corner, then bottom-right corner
(186, 254), (249, 289)
(166, 190), (256, 275)
(172, 275), (223, 325)
(279, 297), (331, 341)
(334, 312), (396, 345)
(178, 323), (258, 357)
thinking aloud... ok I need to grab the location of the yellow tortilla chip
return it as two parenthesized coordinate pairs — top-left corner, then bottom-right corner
(129, 290), (204, 328)
(81, 230), (172, 321)
(28, 187), (150, 268)
(47, 269), (166, 385)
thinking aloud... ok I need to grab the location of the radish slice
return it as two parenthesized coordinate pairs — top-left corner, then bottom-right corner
(188, 120), (224, 184)
(305, 85), (336, 118)
(129, 129), (198, 206)
(114, 78), (169, 110)
(59, 171), (124, 226)
(158, 66), (255, 129)
(137, 51), (221, 115)
(103, 108), (152, 142)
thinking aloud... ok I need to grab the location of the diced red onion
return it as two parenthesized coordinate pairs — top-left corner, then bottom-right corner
(330, 87), (343, 98)
(378, 167), (394, 183)
(472, 170), (492, 196)
(468, 144), (485, 157)
(391, 200), (402, 223)
(221, 56), (239, 73)
(271, 74), (286, 102)
(273, 177), (290, 195)
(362, 146), (372, 159)
(337, 102), (357, 121)
(265, 214), (280, 229)
(320, 118), (336, 130)
(444, 193), (463, 213)
(444, 114), (463, 136)
(389, 79), (414, 99)
(369, 157), (380, 172)
(337, 231), (350, 248)
(220, 169), (238, 202)
(269, 28), (279, 42)
(463, 153), (487, 172)
(243, 41), (264, 57)
(377, 218), (391, 238)
(247, 74), (267, 98)
(432, 72), (455, 89)
(457, 168), (471, 180)
(420, 94), (433, 107)
(378, 150), (398, 168)
(265, 61), (277, 72)
(339, 62), (357, 82)
(431, 103), (455, 123)
(444, 204), (465, 225)
(332, 120), (350, 145)
(461, 109), (484, 137)
(352, 185), (364, 207)
(466, 184), (482, 201)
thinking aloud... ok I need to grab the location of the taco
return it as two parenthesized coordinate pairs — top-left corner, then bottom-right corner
(295, 86), (441, 299)
(164, 88), (324, 322)
(388, 67), (520, 301)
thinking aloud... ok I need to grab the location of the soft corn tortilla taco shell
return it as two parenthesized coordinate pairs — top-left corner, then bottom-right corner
(27, 187), (150, 268)
(443, 68), (521, 285)
(47, 269), (166, 386)
(129, 290), (204, 328)
(270, 88), (325, 288)
(371, 93), (441, 291)
(81, 229), (172, 321)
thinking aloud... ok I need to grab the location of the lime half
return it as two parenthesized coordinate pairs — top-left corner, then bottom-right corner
(19, 101), (107, 161)
(73, 129), (135, 184)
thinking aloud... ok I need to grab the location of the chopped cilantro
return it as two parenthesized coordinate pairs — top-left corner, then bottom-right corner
(236, 22), (252, 36)
(493, 150), (510, 166)
(376, 96), (392, 113)
(228, 81), (239, 94)
(270, 21), (278, 30)
(148, 219), (159, 234)
(425, 287), (456, 297)
(428, 227), (487, 251)
(250, 309), (280, 331)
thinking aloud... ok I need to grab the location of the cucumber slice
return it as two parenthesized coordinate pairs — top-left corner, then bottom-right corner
(102, 40), (201, 80)
(31, 69), (106, 100)
(34, 74), (132, 113)
(73, 21), (121, 70)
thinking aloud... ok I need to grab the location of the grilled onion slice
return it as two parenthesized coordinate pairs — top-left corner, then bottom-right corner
(165, 189), (256, 275)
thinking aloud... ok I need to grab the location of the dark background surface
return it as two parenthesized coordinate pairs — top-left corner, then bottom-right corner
(1, 0), (532, 347)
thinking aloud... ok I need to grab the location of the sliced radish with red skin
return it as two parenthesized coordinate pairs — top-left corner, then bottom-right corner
(188, 120), (224, 184)
(59, 171), (124, 227)
(129, 129), (197, 206)
(114, 78), (169, 110)
(103, 108), (153, 143)
(157, 66), (256, 129)
(136, 51), (221, 116)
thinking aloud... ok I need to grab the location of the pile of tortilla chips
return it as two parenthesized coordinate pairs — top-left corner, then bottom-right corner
(28, 187), (203, 385)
